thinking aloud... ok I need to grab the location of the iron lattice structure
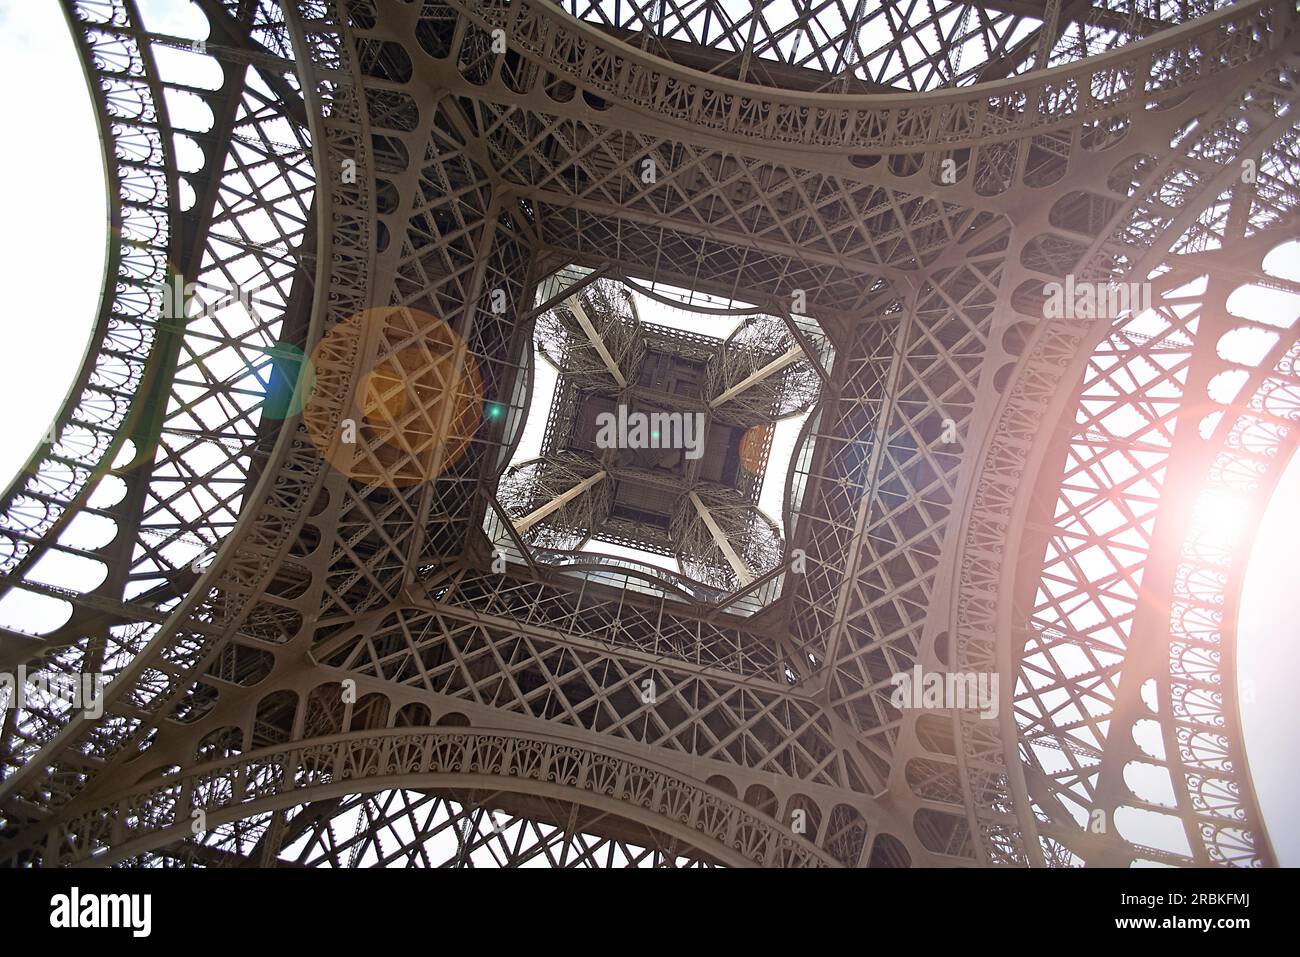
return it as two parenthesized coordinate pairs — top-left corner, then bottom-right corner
(706, 315), (825, 426)
(510, 278), (819, 590)
(499, 453), (612, 551)
(0, 0), (1295, 868)
(533, 275), (646, 393)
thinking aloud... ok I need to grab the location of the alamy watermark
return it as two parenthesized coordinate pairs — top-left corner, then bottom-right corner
(1, 665), (105, 719)
(1042, 275), (1152, 321)
(890, 666), (999, 719)
(151, 274), (265, 321)
(594, 404), (705, 460)
(50, 888), (151, 937)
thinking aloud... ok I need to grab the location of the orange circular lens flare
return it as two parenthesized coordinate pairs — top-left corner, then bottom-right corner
(738, 423), (774, 474)
(304, 307), (483, 488)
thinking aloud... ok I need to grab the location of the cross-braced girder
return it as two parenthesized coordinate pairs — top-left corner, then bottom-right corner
(1, 0), (1296, 868)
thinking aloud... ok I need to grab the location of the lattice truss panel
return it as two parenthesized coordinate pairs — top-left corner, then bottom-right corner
(954, 46), (1300, 865)
(1, 0), (317, 784)
(1002, 160), (1300, 866)
(534, 275), (645, 389)
(551, 0), (1244, 91)
(0, 0), (1296, 868)
(503, 288), (818, 591)
(117, 790), (726, 868)
(499, 454), (611, 551)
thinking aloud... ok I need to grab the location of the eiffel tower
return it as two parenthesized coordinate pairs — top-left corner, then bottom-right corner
(0, 0), (1295, 868)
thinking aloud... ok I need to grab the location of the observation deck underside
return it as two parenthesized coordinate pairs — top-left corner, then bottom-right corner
(0, 0), (1296, 868)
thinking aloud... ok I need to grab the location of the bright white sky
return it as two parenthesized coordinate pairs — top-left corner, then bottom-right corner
(1238, 449), (1300, 866)
(0, 0), (1293, 867)
(0, 0), (105, 488)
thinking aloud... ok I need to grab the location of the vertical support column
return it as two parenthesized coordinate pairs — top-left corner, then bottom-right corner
(709, 346), (803, 409)
(567, 296), (628, 387)
(689, 491), (754, 586)
(515, 470), (608, 533)
(1034, 0), (1063, 70)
